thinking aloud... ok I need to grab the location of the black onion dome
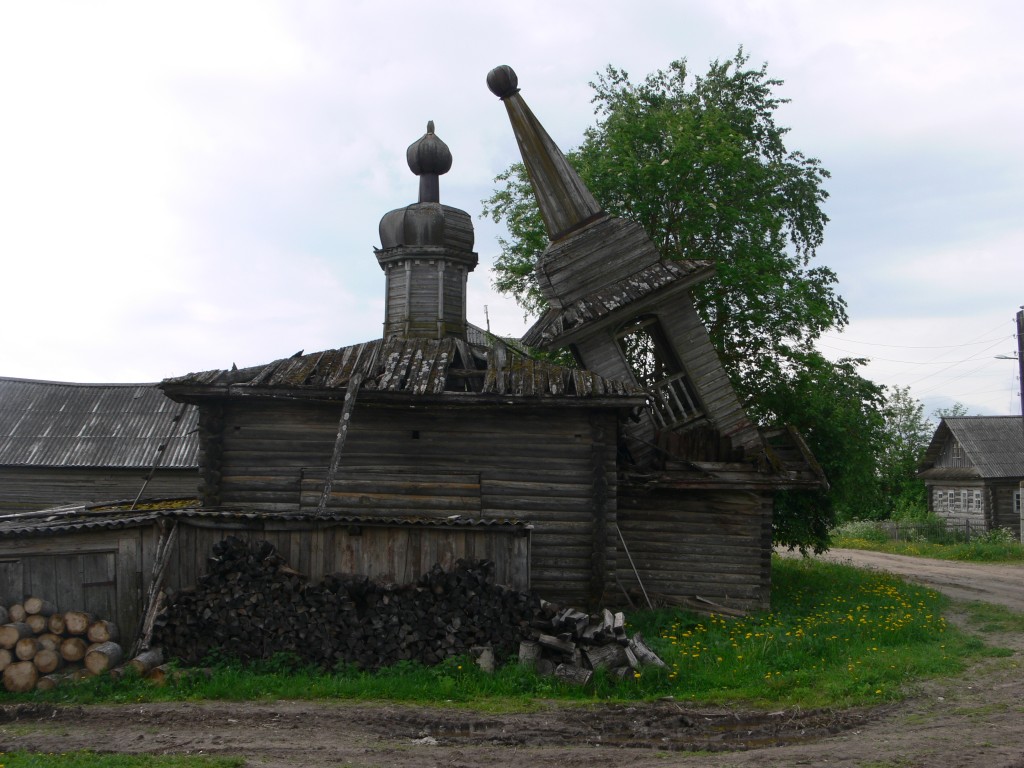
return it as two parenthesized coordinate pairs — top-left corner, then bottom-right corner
(378, 122), (473, 252)
(407, 121), (452, 177)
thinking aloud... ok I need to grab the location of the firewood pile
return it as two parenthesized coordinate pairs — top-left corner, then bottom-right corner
(153, 536), (542, 669)
(153, 537), (666, 682)
(0, 598), (133, 692)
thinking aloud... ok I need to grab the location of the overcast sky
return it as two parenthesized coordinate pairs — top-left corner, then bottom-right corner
(1, 1), (1022, 418)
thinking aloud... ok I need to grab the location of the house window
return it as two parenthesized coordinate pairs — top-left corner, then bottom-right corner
(615, 316), (703, 429)
(1015, 489), (1022, 517)
(965, 490), (974, 512)
(951, 441), (962, 460)
(934, 489), (947, 512)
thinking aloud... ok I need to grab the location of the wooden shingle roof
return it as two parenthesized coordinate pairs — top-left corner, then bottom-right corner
(920, 416), (1024, 479)
(0, 377), (198, 469)
(523, 259), (713, 348)
(161, 335), (645, 406)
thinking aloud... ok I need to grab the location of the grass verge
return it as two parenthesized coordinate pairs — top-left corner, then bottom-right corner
(0, 557), (998, 711)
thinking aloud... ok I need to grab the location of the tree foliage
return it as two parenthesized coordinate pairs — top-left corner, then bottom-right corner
(877, 386), (934, 520)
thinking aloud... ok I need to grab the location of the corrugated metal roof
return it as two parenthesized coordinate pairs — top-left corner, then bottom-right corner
(0, 377), (199, 468)
(523, 259), (714, 347)
(920, 416), (1024, 479)
(0, 501), (528, 537)
(162, 335), (644, 402)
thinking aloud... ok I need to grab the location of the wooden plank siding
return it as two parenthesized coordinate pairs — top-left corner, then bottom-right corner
(617, 488), (773, 613)
(0, 527), (154, 641)
(211, 400), (619, 606)
(0, 467), (197, 515)
(656, 296), (761, 453)
(161, 519), (530, 593)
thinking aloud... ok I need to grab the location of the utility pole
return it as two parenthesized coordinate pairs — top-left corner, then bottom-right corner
(1017, 308), (1024, 542)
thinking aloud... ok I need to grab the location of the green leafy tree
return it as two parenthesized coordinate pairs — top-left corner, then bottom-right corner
(755, 352), (887, 549)
(877, 386), (933, 520)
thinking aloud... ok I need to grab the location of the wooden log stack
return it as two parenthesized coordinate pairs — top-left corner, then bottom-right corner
(153, 536), (542, 670)
(1, 598), (125, 693)
(153, 537), (666, 682)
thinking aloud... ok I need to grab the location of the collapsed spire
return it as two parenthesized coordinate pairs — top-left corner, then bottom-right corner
(487, 65), (603, 241)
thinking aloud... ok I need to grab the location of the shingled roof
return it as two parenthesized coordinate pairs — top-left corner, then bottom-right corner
(0, 377), (198, 468)
(161, 335), (645, 405)
(919, 416), (1024, 479)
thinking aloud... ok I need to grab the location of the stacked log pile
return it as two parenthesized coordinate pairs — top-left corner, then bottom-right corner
(0, 598), (127, 692)
(153, 537), (665, 682)
(153, 537), (541, 669)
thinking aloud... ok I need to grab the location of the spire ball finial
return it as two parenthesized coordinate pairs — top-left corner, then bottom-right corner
(487, 65), (519, 99)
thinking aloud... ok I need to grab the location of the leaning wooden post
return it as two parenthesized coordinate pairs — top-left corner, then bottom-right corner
(615, 524), (653, 610)
(317, 372), (364, 516)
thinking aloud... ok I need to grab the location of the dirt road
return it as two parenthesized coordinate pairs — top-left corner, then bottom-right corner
(3, 550), (1024, 767)
(789, 547), (1024, 613)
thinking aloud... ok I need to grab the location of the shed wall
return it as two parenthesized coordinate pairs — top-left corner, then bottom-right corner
(212, 401), (618, 605)
(617, 488), (773, 613)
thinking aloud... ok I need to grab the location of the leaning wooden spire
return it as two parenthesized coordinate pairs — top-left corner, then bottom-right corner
(487, 65), (604, 241)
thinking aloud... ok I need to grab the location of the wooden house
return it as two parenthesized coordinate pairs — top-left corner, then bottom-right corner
(1, 71), (825, 646)
(0, 377), (198, 516)
(918, 416), (1024, 533)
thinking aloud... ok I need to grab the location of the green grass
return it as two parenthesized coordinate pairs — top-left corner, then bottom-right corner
(832, 520), (1024, 562)
(832, 536), (1024, 562)
(0, 753), (244, 768)
(0, 557), (995, 711)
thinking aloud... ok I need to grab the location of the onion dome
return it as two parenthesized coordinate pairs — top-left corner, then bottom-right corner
(378, 122), (473, 252)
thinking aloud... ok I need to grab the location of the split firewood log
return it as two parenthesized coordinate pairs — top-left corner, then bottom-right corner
(0, 623), (32, 649)
(60, 636), (88, 662)
(47, 613), (65, 635)
(0, 648), (11, 672)
(87, 620), (119, 644)
(7, 604), (27, 623)
(63, 611), (94, 636)
(85, 641), (124, 674)
(553, 663), (593, 686)
(15, 637), (39, 662)
(3, 660), (38, 693)
(25, 614), (48, 634)
(34, 648), (64, 675)
(23, 596), (57, 617)
(628, 633), (667, 668)
(0, 606), (8, 624)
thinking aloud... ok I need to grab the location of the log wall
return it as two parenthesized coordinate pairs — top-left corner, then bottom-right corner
(617, 487), (773, 613)
(213, 400), (619, 606)
(0, 467), (197, 515)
